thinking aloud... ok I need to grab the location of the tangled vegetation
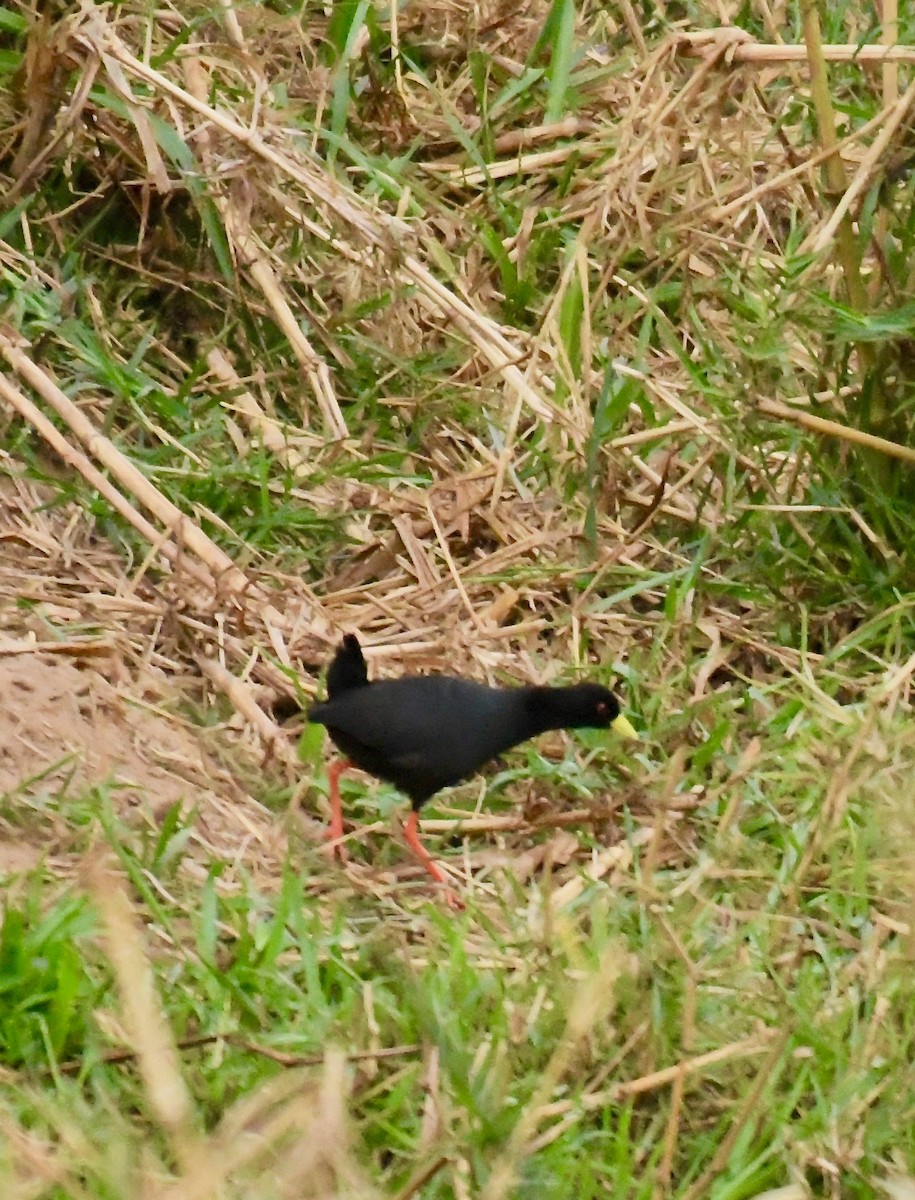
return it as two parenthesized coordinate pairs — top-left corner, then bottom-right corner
(1, 1), (914, 1197)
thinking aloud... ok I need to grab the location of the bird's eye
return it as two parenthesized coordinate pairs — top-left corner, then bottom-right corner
(597, 701), (608, 716)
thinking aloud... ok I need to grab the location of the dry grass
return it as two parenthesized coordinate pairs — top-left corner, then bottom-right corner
(1, 0), (915, 1196)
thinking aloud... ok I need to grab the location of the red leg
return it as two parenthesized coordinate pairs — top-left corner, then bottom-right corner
(325, 759), (352, 861)
(403, 811), (464, 910)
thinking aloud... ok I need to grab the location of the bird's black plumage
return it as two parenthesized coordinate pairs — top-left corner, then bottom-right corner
(326, 633), (369, 698)
(308, 634), (628, 809)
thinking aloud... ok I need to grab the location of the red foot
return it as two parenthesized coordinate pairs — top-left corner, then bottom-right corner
(325, 759), (351, 862)
(404, 811), (465, 910)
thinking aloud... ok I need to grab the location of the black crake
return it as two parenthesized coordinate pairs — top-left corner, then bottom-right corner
(309, 633), (635, 904)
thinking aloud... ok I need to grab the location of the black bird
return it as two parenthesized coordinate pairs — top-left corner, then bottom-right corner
(308, 634), (636, 906)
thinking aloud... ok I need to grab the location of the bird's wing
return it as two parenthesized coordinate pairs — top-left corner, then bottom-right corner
(321, 677), (522, 776)
(319, 683), (453, 754)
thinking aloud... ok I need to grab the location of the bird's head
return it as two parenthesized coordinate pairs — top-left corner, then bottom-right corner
(529, 682), (638, 737)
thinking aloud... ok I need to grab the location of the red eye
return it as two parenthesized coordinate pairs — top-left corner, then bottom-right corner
(597, 701), (608, 716)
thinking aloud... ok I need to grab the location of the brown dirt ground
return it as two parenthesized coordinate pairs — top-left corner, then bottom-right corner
(0, 653), (211, 811)
(0, 472), (288, 883)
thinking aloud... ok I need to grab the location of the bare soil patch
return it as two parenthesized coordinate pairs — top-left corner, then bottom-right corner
(0, 473), (283, 879)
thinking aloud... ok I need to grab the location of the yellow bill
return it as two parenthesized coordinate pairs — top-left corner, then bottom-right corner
(611, 714), (639, 740)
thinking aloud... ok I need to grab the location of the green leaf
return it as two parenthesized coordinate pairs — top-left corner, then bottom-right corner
(0, 6), (28, 33)
(297, 719), (326, 767)
(543, 0), (577, 122)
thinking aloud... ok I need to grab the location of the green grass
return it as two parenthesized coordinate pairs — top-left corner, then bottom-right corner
(1, 0), (915, 1195)
(1, 688), (913, 1196)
